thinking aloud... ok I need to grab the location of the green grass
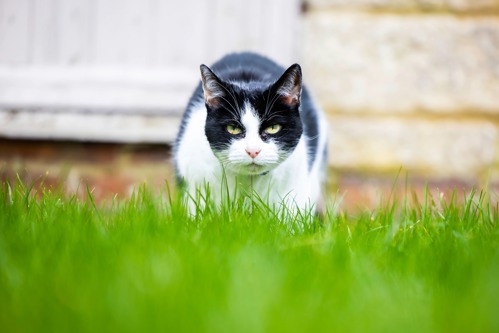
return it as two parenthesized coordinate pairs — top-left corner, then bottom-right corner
(1, 180), (499, 333)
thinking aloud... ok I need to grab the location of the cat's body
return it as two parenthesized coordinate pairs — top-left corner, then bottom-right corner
(174, 52), (327, 213)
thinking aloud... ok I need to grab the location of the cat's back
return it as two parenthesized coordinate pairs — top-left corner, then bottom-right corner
(209, 52), (285, 83)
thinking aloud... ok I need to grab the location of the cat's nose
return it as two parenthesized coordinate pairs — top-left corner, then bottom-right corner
(246, 148), (261, 159)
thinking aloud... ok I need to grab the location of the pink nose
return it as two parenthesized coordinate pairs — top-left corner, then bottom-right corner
(246, 149), (261, 159)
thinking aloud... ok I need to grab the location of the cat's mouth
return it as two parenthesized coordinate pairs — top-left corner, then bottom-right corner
(223, 157), (276, 175)
(248, 162), (263, 169)
(244, 162), (270, 175)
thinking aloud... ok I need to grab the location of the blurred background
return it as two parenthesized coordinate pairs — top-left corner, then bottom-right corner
(0, 0), (498, 209)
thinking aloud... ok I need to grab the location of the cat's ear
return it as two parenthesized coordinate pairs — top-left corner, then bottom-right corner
(273, 64), (302, 107)
(200, 65), (225, 108)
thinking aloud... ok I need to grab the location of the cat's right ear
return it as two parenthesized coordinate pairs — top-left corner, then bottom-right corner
(273, 64), (302, 107)
(200, 65), (225, 108)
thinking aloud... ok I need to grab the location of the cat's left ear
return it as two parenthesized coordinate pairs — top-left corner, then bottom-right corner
(200, 64), (225, 108)
(273, 64), (302, 107)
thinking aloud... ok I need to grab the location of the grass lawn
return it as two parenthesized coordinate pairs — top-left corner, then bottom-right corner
(1, 180), (498, 333)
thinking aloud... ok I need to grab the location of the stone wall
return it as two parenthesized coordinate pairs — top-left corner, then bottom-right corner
(303, 0), (499, 196)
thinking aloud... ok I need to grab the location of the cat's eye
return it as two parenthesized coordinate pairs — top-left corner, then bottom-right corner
(264, 124), (282, 135)
(226, 125), (242, 135)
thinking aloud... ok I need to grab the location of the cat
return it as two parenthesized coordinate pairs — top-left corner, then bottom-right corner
(173, 52), (328, 214)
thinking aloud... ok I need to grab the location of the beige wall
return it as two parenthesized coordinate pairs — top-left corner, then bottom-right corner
(303, 0), (499, 189)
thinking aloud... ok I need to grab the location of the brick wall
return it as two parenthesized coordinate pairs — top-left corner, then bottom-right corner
(0, 140), (173, 204)
(1, 138), (492, 211)
(303, 0), (499, 201)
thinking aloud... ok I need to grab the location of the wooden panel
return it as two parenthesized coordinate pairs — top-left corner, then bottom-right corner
(1, 0), (301, 69)
(207, 0), (301, 66)
(0, 0), (303, 142)
(209, 0), (245, 60)
(0, 66), (198, 112)
(156, 0), (210, 67)
(1, 0), (301, 66)
(0, 109), (180, 143)
(93, 0), (125, 64)
(58, 0), (93, 65)
(261, 0), (302, 65)
(0, 0), (31, 64)
(117, 0), (154, 65)
(31, 0), (59, 64)
(93, 0), (159, 65)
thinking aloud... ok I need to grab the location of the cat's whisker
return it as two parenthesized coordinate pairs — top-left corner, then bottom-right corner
(264, 113), (286, 124)
(217, 96), (240, 119)
(264, 87), (273, 117)
(264, 92), (281, 118)
(218, 84), (242, 116)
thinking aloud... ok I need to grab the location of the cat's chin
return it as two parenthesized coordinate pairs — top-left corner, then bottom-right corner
(230, 163), (273, 176)
(246, 164), (270, 176)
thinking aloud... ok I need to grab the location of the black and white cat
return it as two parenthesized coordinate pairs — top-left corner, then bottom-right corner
(174, 52), (327, 213)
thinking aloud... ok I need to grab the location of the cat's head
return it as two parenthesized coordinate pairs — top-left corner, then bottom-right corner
(200, 63), (304, 176)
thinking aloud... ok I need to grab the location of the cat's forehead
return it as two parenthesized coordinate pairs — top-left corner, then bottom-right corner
(226, 85), (278, 116)
(227, 82), (268, 102)
(241, 102), (261, 131)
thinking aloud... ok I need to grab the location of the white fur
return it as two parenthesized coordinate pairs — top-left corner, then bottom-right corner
(175, 100), (327, 214)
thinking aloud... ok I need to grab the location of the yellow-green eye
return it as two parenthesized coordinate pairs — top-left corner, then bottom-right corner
(264, 124), (282, 135)
(226, 125), (242, 135)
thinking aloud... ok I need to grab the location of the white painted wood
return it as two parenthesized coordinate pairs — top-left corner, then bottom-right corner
(119, 0), (153, 65)
(156, 0), (210, 67)
(94, 0), (125, 64)
(0, 66), (198, 112)
(59, 0), (93, 65)
(0, 0), (31, 64)
(0, 109), (181, 143)
(31, 0), (59, 64)
(0, 0), (302, 142)
(261, 0), (302, 65)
